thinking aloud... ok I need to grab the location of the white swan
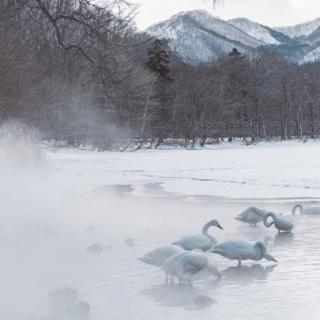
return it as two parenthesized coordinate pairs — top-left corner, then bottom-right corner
(211, 240), (277, 266)
(162, 251), (221, 284)
(292, 204), (320, 216)
(172, 219), (223, 251)
(235, 207), (267, 226)
(263, 212), (294, 233)
(138, 245), (184, 267)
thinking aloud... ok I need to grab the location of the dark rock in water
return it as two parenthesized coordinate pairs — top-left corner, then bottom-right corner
(65, 301), (90, 320)
(194, 295), (216, 308)
(86, 244), (103, 255)
(48, 287), (79, 317)
(125, 238), (135, 247)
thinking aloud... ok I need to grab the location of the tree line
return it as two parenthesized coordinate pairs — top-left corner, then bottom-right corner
(1, 1), (320, 150)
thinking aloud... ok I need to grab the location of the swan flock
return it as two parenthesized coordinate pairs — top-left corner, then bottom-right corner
(138, 203), (316, 283)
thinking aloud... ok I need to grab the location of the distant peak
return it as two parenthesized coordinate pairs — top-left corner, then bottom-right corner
(276, 17), (320, 29)
(229, 17), (252, 23)
(228, 17), (264, 26)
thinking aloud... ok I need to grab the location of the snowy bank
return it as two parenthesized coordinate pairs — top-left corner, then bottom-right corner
(44, 140), (320, 201)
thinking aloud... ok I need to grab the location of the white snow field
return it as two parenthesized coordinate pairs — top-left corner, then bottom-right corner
(2, 138), (320, 320)
(46, 140), (320, 200)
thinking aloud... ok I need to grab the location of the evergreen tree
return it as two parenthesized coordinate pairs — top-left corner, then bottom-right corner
(147, 39), (171, 80)
(229, 48), (241, 58)
(146, 39), (173, 146)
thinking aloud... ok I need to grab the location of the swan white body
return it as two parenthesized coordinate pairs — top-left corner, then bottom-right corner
(162, 251), (220, 283)
(172, 219), (223, 251)
(235, 207), (267, 226)
(138, 245), (184, 267)
(293, 204), (320, 216)
(211, 240), (277, 266)
(264, 212), (294, 233)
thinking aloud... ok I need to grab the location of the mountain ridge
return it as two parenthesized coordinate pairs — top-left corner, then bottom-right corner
(145, 11), (320, 65)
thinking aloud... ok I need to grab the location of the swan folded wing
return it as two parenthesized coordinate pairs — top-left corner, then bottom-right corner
(181, 254), (208, 275)
(277, 217), (294, 230)
(212, 240), (256, 260)
(161, 253), (181, 274)
(236, 207), (266, 224)
(162, 252), (190, 279)
(139, 245), (183, 267)
(237, 212), (261, 223)
(238, 207), (266, 218)
(173, 234), (213, 251)
(254, 208), (267, 218)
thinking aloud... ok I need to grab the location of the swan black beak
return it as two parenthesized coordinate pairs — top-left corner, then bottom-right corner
(217, 224), (224, 230)
(265, 253), (277, 263)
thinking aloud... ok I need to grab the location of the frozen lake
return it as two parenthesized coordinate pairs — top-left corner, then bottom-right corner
(1, 140), (320, 320)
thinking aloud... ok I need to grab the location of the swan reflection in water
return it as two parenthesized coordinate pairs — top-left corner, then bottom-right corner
(222, 264), (277, 284)
(141, 283), (217, 310)
(265, 232), (295, 247)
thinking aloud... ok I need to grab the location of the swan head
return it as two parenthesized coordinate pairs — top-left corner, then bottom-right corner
(207, 219), (223, 230)
(255, 241), (277, 263)
(263, 212), (276, 228)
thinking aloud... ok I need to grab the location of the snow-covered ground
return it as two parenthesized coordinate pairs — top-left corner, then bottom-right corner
(46, 140), (320, 201)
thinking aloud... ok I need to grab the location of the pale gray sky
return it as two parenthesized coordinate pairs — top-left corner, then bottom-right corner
(135, 0), (320, 30)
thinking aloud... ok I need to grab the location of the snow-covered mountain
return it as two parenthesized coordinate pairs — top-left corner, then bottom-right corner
(228, 18), (280, 45)
(300, 46), (320, 64)
(145, 10), (320, 65)
(146, 10), (264, 64)
(306, 26), (320, 44)
(276, 18), (320, 39)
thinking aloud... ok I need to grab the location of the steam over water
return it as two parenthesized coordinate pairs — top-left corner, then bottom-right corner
(1, 131), (320, 320)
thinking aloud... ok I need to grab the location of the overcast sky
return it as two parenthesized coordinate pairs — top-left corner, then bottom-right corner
(135, 0), (320, 30)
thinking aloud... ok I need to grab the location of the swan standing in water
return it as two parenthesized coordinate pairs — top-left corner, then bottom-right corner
(172, 219), (223, 251)
(263, 212), (294, 233)
(235, 207), (267, 226)
(211, 240), (277, 266)
(138, 245), (184, 267)
(292, 204), (320, 216)
(162, 251), (221, 284)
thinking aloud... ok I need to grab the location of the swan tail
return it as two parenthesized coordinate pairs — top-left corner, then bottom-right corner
(137, 256), (154, 266)
(172, 240), (184, 249)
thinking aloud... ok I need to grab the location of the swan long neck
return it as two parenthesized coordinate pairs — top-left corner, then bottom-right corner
(263, 212), (276, 228)
(202, 222), (212, 236)
(255, 243), (265, 260)
(202, 222), (216, 242)
(292, 204), (303, 216)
